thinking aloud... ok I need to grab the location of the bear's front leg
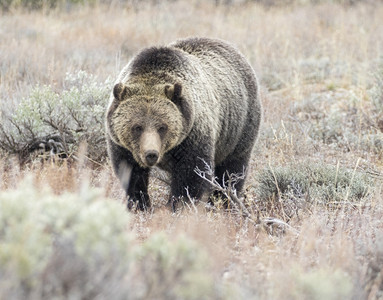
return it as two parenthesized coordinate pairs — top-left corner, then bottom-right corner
(126, 165), (150, 210)
(167, 141), (214, 211)
(107, 137), (150, 210)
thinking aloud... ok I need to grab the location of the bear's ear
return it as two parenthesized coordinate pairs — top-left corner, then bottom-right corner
(113, 83), (127, 102)
(113, 83), (138, 102)
(164, 83), (182, 102)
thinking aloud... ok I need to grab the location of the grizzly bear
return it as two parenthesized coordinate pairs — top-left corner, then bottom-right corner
(106, 37), (261, 210)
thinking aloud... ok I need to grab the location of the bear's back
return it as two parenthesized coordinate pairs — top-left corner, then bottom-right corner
(170, 38), (260, 164)
(170, 37), (239, 61)
(171, 37), (256, 92)
(128, 46), (188, 77)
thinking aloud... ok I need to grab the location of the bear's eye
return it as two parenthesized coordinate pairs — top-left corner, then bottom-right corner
(158, 124), (168, 134)
(132, 125), (143, 135)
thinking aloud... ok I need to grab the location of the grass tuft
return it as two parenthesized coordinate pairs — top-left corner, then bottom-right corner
(256, 162), (374, 206)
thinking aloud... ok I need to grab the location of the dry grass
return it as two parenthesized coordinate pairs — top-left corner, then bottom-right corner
(1, 1), (383, 299)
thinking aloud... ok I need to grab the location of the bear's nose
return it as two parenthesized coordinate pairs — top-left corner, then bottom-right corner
(145, 150), (159, 166)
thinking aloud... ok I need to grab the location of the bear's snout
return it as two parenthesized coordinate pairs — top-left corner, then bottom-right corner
(145, 150), (159, 166)
(140, 130), (162, 167)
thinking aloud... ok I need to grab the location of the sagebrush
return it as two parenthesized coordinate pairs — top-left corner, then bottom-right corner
(0, 71), (111, 163)
(0, 179), (216, 299)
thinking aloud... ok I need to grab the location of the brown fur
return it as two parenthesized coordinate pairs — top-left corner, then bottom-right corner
(106, 37), (261, 210)
(108, 86), (185, 168)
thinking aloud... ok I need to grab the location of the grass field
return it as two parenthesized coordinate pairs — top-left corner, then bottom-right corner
(1, 1), (383, 299)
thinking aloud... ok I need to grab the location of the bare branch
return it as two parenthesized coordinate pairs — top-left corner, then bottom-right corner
(184, 187), (199, 213)
(195, 161), (299, 236)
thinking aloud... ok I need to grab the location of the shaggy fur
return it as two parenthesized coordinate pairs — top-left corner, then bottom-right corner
(106, 37), (261, 210)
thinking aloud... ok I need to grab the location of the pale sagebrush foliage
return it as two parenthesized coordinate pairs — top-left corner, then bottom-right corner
(0, 71), (111, 163)
(0, 178), (215, 299)
(256, 162), (374, 205)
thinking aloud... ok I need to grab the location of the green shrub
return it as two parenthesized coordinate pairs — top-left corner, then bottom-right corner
(0, 71), (112, 163)
(292, 89), (383, 154)
(0, 177), (131, 298)
(0, 0), (94, 11)
(256, 162), (374, 205)
(0, 178), (216, 299)
(290, 267), (353, 300)
(134, 233), (213, 299)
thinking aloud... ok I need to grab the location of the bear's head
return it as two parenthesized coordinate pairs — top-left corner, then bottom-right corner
(107, 82), (194, 168)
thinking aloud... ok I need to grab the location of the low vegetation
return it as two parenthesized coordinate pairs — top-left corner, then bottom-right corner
(0, 71), (111, 163)
(0, 180), (214, 299)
